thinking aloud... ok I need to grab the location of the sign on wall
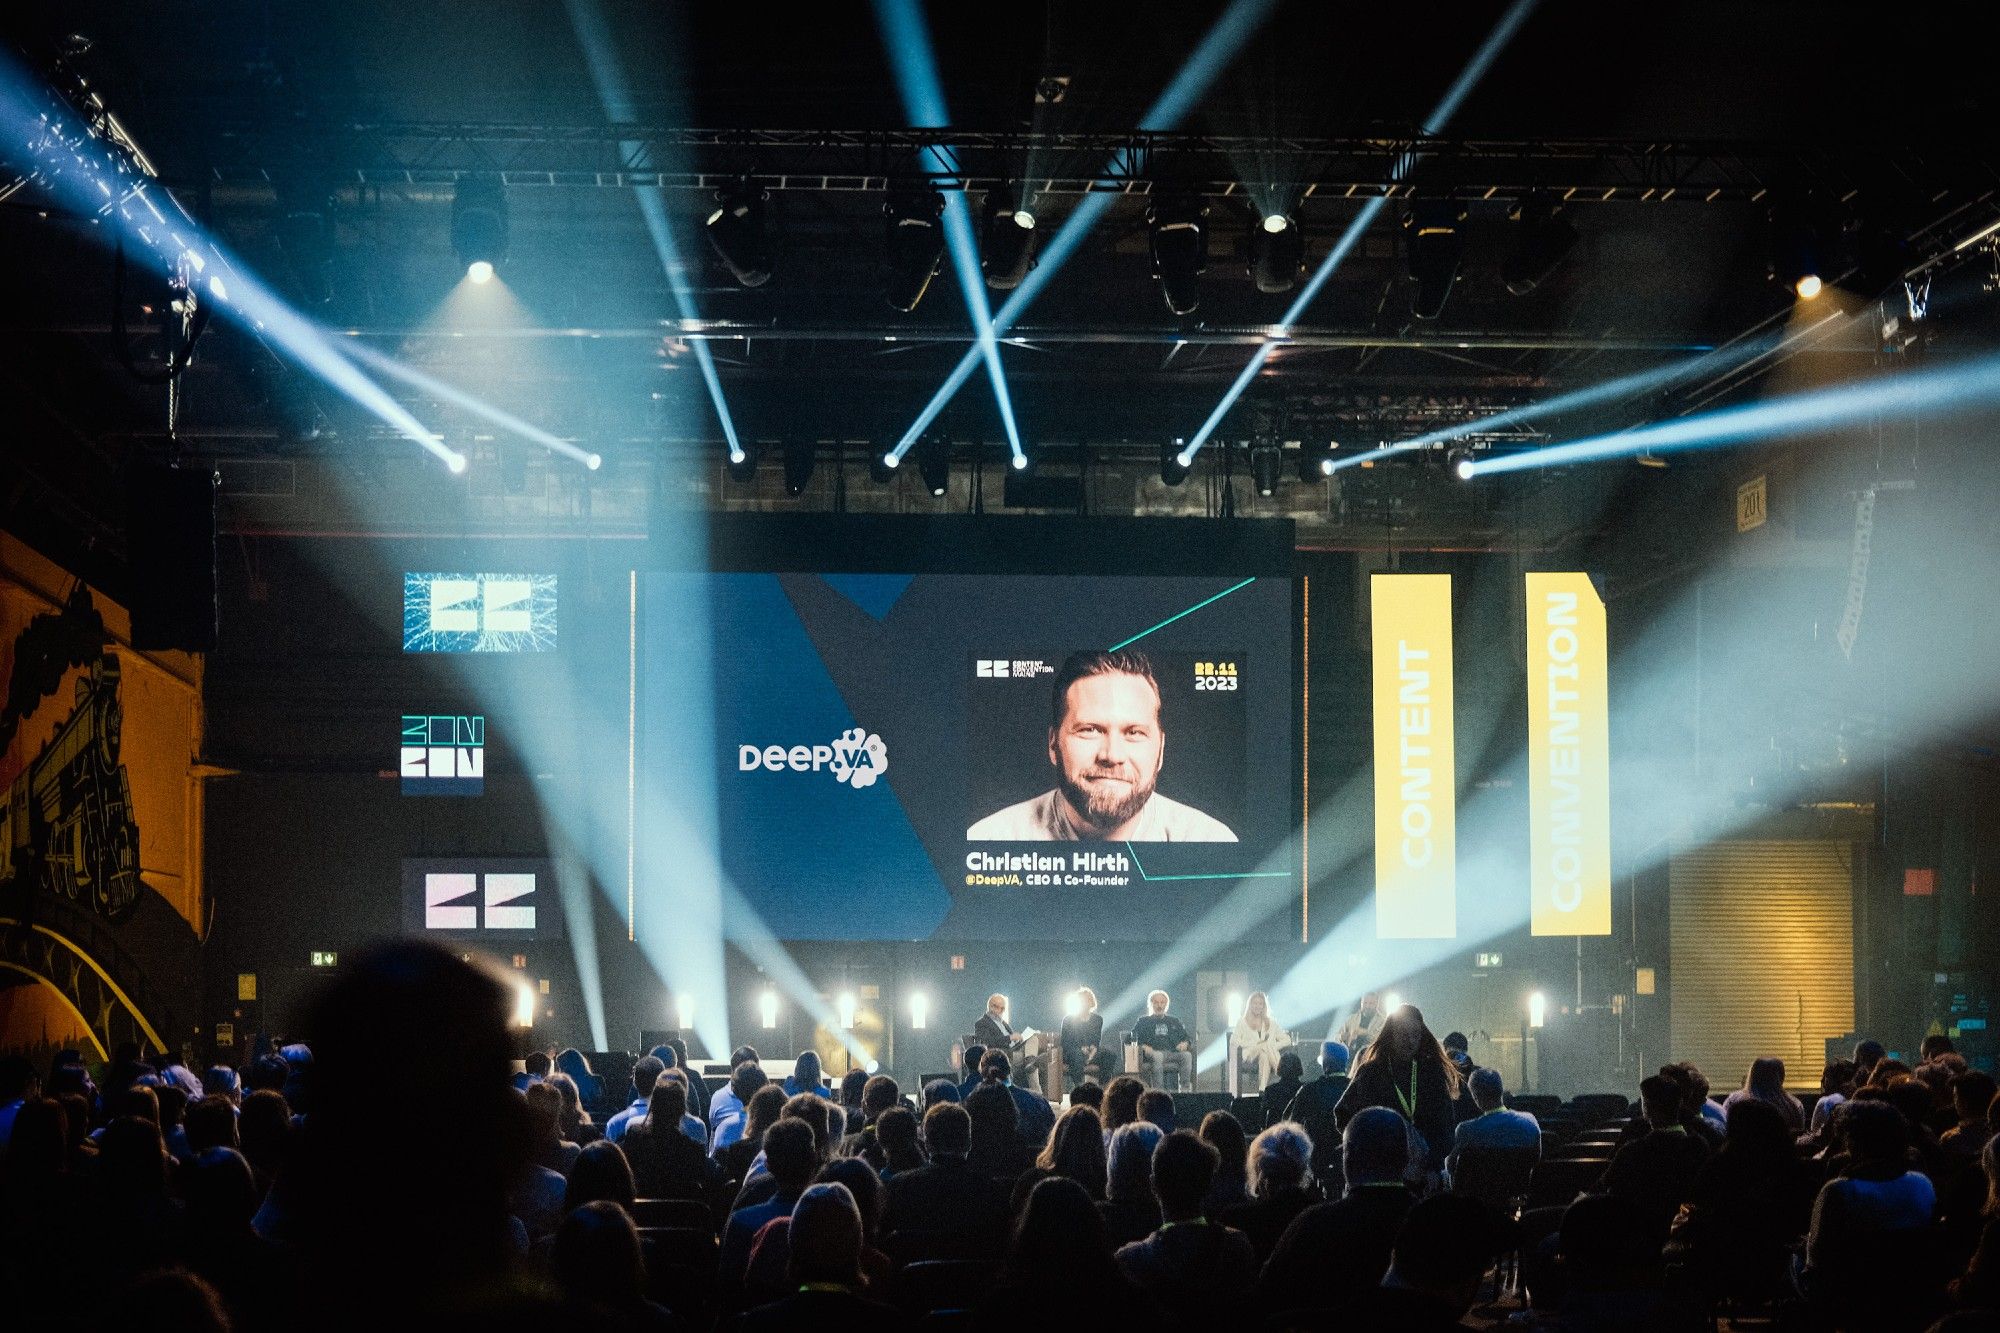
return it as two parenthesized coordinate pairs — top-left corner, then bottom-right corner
(1525, 573), (1612, 936)
(1370, 574), (1457, 939)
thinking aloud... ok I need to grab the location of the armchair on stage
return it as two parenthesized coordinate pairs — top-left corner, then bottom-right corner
(959, 1030), (1052, 1095)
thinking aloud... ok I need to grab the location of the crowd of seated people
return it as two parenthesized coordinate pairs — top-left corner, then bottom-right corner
(6, 958), (2000, 1333)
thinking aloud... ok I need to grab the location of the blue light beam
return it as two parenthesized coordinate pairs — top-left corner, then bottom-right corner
(0, 55), (459, 471)
(1177, 0), (1543, 465)
(1466, 346), (2000, 477)
(871, 0), (1025, 465)
(343, 339), (602, 467)
(566, 0), (745, 461)
(888, 0), (1282, 461)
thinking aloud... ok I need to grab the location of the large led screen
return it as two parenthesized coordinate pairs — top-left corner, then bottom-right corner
(638, 573), (1295, 941)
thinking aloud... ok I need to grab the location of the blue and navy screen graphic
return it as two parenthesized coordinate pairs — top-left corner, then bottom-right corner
(639, 573), (1294, 942)
(402, 573), (558, 652)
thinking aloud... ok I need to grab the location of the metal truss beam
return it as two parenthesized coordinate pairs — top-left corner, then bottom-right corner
(188, 123), (2000, 204)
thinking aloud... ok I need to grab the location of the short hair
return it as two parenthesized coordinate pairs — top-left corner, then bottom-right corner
(1441, 1031), (1469, 1054)
(1137, 1088), (1175, 1132)
(1953, 1071), (1998, 1120)
(966, 1082), (1019, 1139)
(762, 1118), (820, 1192)
(1071, 1081), (1104, 1110)
(1392, 1194), (1500, 1292)
(979, 1049), (1012, 1082)
(1852, 1039), (1886, 1070)
(1247, 1122), (1314, 1197)
(730, 1061), (768, 1102)
(988, 994), (1008, 1011)
(922, 1101), (972, 1156)
(1147, 990), (1170, 1009)
(780, 1092), (835, 1157)
(1839, 1098), (1907, 1163)
(1051, 649), (1161, 729)
(921, 1078), (960, 1107)
(1276, 1051), (1305, 1083)
(875, 1105), (920, 1159)
(1103, 1076), (1145, 1130)
(630, 1055), (665, 1096)
(201, 1066), (239, 1101)
(525, 1080), (564, 1135)
(1922, 1034), (1957, 1061)
(1342, 1107), (1410, 1185)
(1468, 1067), (1505, 1107)
(861, 1075), (900, 1117)
(525, 1050), (552, 1078)
(1151, 1130), (1219, 1214)
(839, 1068), (868, 1103)
(960, 1044), (987, 1076)
(1639, 1075), (1683, 1121)
(815, 1157), (883, 1236)
(183, 1096), (239, 1154)
(1107, 1122), (1165, 1202)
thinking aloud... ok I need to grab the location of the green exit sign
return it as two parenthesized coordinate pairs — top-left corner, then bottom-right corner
(1475, 952), (1503, 968)
(310, 951), (339, 968)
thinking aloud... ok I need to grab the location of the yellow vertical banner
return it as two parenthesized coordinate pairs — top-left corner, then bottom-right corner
(1526, 572), (1612, 935)
(1371, 574), (1456, 938)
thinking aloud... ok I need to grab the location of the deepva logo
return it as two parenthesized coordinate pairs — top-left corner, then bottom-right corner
(737, 728), (889, 789)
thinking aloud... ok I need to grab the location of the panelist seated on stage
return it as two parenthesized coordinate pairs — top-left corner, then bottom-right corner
(1231, 990), (1292, 1091)
(1060, 987), (1114, 1088)
(1131, 990), (1195, 1091)
(972, 994), (1049, 1094)
(966, 649), (1236, 842)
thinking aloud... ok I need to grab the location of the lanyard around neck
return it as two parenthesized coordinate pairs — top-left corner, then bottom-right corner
(1393, 1061), (1417, 1118)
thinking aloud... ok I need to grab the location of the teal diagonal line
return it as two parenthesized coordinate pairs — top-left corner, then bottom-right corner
(1125, 841), (1293, 883)
(1107, 577), (1258, 652)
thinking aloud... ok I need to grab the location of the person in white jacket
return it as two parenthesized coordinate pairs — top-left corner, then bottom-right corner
(1232, 991), (1290, 1091)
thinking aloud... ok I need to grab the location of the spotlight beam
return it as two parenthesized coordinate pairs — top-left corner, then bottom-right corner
(1466, 345), (2000, 477)
(1327, 331), (1789, 473)
(0, 52), (458, 470)
(1175, 0), (1543, 466)
(343, 339), (601, 467)
(871, 0), (1026, 465)
(566, 0), (745, 460)
(887, 0), (1282, 461)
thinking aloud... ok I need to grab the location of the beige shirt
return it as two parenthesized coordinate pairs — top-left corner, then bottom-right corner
(966, 789), (1238, 842)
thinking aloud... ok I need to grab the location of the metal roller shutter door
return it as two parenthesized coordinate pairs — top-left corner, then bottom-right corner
(1669, 839), (1856, 1092)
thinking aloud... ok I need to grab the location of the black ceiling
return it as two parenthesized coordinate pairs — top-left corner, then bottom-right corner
(3, 0), (1999, 562)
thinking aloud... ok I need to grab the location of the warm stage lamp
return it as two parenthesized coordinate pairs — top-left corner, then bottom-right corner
(1250, 443), (1283, 497)
(837, 992), (857, 1030)
(1147, 194), (1210, 316)
(1528, 991), (1548, 1028)
(909, 993), (929, 1030)
(707, 179), (774, 288)
(981, 188), (1038, 290)
(916, 438), (950, 496)
(883, 190), (947, 313)
(1248, 213), (1304, 294)
(758, 989), (779, 1029)
(452, 177), (509, 283)
(1064, 990), (1084, 1018)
